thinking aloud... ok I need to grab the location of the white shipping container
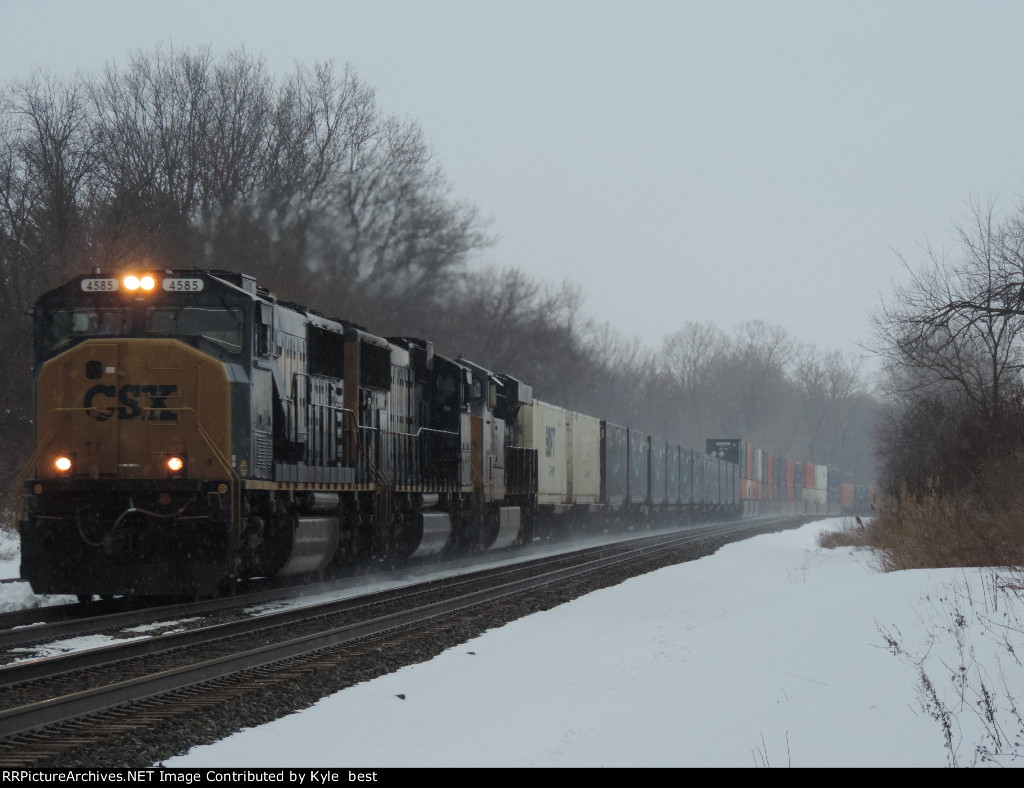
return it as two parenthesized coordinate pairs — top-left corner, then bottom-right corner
(803, 465), (827, 504)
(815, 464), (828, 494)
(524, 400), (569, 505)
(567, 410), (601, 505)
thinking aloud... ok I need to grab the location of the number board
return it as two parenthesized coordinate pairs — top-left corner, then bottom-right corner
(80, 278), (119, 292)
(162, 278), (205, 292)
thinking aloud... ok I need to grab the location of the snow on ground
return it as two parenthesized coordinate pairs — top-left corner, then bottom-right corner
(0, 527), (76, 612)
(3, 519), (1022, 767)
(165, 519), (1024, 768)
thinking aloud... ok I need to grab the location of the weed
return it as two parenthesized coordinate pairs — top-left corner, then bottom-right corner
(847, 488), (1024, 571)
(817, 517), (873, 551)
(880, 569), (1024, 766)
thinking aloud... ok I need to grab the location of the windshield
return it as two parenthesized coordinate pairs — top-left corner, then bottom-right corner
(42, 305), (245, 355)
(145, 306), (244, 354)
(44, 308), (131, 352)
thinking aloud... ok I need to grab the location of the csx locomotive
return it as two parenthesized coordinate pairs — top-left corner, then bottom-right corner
(16, 269), (855, 600)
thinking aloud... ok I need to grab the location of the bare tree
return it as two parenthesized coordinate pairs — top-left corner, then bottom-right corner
(0, 70), (95, 516)
(426, 266), (591, 403)
(870, 198), (1024, 497)
(872, 199), (1024, 422)
(709, 320), (797, 446)
(0, 70), (93, 302)
(793, 346), (864, 464)
(660, 321), (728, 444)
(305, 106), (492, 311)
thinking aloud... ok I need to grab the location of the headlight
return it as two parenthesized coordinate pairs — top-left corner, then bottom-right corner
(123, 274), (158, 292)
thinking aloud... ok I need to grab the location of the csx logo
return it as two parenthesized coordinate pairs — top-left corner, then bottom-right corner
(83, 384), (178, 421)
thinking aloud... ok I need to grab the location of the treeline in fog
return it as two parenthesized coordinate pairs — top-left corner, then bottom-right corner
(870, 198), (1024, 500)
(0, 44), (881, 517)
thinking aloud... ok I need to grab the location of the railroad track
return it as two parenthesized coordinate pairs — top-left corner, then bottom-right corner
(0, 514), (774, 645)
(0, 514), (815, 767)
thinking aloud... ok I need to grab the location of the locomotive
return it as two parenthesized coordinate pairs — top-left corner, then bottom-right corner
(16, 268), (856, 600)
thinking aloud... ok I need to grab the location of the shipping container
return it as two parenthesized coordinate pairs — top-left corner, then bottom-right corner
(815, 464), (829, 496)
(525, 400), (568, 505)
(627, 428), (650, 506)
(802, 462), (816, 492)
(649, 437), (668, 505)
(666, 445), (682, 505)
(694, 451), (707, 505)
(827, 467), (842, 507)
(600, 421), (628, 506)
(803, 464), (827, 504)
(681, 448), (693, 504)
(714, 457), (726, 504)
(566, 410), (601, 505)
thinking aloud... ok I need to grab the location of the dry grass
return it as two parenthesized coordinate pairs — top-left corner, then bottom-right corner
(816, 517), (875, 551)
(842, 489), (1024, 572)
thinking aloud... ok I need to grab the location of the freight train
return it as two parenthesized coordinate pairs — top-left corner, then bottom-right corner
(16, 269), (872, 600)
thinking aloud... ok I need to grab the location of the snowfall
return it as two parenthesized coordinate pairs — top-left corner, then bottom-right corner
(2, 518), (1022, 768)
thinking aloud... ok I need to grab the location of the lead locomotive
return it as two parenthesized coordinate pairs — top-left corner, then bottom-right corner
(18, 269), (534, 598)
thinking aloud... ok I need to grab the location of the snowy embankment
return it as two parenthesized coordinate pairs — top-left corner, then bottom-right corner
(164, 519), (1023, 768)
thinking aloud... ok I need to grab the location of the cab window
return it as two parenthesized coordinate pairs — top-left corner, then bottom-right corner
(44, 308), (130, 352)
(146, 306), (244, 354)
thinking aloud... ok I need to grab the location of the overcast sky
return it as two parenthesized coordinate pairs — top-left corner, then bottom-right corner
(4, 1), (1024, 363)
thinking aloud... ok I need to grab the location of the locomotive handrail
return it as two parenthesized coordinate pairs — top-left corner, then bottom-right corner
(318, 402), (461, 441)
(353, 423), (462, 441)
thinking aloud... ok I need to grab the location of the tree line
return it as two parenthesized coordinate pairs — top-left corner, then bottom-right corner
(0, 44), (880, 519)
(871, 198), (1024, 502)
(822, 197), (1024, 569)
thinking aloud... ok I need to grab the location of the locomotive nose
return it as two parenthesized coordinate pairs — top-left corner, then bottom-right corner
(33, 338), (230, 481)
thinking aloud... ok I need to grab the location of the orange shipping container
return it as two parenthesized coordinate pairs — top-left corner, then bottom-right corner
(802, 463), (816, 490)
